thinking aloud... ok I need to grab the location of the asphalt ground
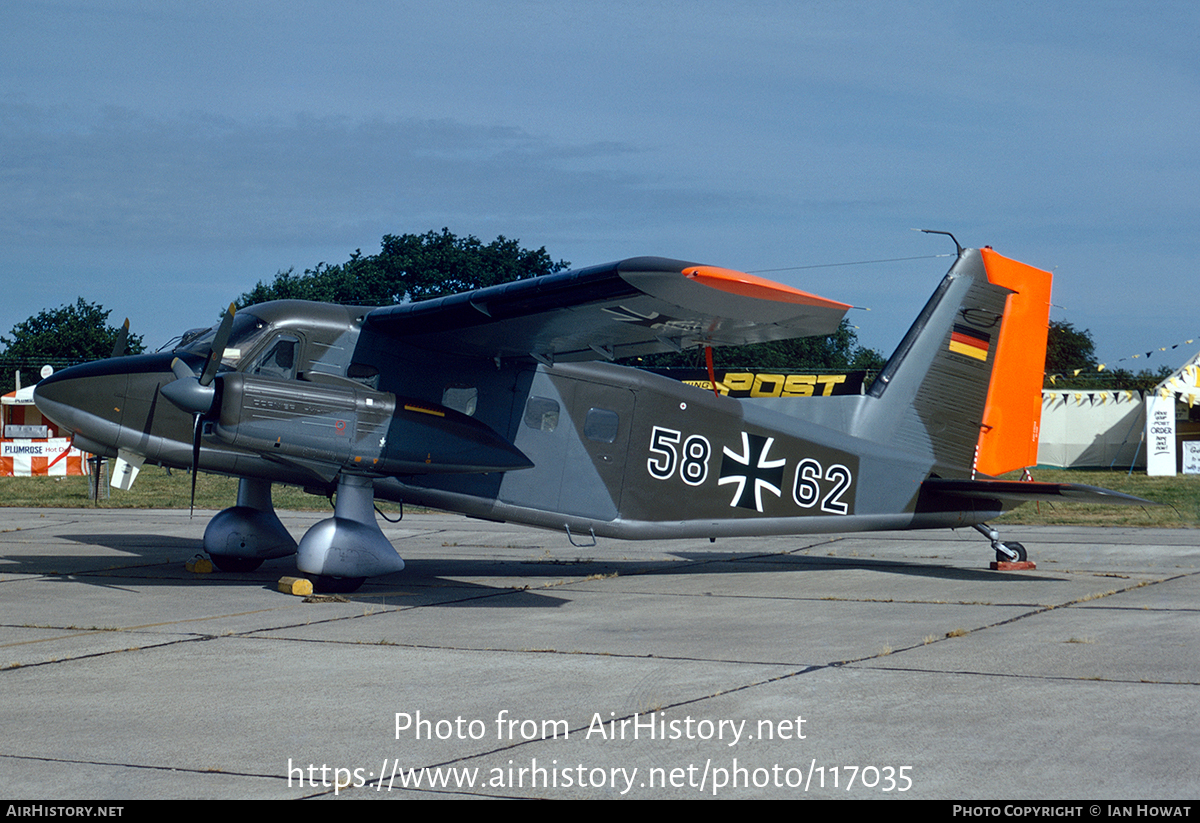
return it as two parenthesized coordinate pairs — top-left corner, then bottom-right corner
(1, 508), (1197, 800)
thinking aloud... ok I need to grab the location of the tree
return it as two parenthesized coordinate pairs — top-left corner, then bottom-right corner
(1045, 320), (1098, 379)
(238, 228), (571, 308)
(1100, 364), (1175, 393)
(1, 299), (144, 389)
(239, 228), (887, 374)
(1044, 320), (1176, 390)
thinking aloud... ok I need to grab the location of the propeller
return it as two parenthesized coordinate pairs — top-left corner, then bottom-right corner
(110, 318), (130, 358)
(160, 304), (236, 515)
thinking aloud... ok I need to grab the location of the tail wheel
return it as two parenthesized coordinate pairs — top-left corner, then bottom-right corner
(996, 542), (1027, 563)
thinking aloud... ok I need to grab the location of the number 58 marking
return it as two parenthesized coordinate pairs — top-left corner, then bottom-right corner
(647, 426), (711, 486)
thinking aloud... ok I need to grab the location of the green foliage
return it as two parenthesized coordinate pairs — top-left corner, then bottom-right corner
(238, 228), (570, 308)
(242, 229), (884, 375)
(1069, 364), (1175, 393)
(623, 319), (887, 372)
(1045, 320), (1098, 376)
(1, 298), (144, 389)
(1044, 320), (1173, 391)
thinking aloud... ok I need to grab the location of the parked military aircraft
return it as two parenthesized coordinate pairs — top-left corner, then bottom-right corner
(34, 241), (1149, 591)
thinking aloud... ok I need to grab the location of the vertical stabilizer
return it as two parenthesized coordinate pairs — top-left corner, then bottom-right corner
(861, 248), (1052, 477)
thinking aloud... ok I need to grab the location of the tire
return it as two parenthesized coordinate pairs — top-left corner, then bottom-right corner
(210, 555), (264, 573)
(312, 575), (366, 594)
(996, 542), (1027, 563)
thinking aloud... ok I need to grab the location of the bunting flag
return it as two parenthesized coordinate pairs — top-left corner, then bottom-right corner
(1115, 338), (1196, 364)
(1042, 388), (1148, 406)
(1045, 336), (1198, 383)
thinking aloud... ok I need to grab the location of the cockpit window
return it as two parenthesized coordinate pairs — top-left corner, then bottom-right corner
(176, 313), (270, 370)
(250, 335), (300, 380)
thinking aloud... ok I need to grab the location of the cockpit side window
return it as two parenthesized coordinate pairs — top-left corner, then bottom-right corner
(442, 386), (478, 416)
(250, 334), (301, 380)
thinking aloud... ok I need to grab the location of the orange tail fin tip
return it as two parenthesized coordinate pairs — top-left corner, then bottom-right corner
(975, 249), (1054, 476)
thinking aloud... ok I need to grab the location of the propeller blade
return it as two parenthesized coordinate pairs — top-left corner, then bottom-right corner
(110, 319), (130, 358)
(190, 413), (202, 518)
(200, 304), (236, 387)
(170, 356), (195, 381)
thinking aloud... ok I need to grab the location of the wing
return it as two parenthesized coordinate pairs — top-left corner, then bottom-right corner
(364, 257), (851, 363)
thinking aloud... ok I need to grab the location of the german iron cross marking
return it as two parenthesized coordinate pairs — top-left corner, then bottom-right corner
(718, 432), (785, 512)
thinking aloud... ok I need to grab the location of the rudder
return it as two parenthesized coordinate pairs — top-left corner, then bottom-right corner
(974, 248), (1053, 475)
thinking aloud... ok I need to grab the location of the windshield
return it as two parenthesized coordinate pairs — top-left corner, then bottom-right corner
(176, 312), (271, 369)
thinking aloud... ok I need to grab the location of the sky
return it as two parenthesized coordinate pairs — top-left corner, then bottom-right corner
(2, 1), (1197, 372)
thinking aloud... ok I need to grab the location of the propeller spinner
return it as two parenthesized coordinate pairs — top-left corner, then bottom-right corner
(159, 304), (236, 514)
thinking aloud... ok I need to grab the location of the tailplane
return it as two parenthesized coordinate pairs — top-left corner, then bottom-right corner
(861, 247), (1052, 477)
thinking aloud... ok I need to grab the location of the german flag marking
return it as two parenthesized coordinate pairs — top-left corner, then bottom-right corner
(949, 324), (990, 361)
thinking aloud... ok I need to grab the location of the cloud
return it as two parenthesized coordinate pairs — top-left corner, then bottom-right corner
(2, 103), (764, 254)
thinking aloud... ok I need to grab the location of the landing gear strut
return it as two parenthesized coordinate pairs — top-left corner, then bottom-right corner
(296, 474), (404, 591)
(973, 523), (1027, 563)
(204, 478), (298, 572)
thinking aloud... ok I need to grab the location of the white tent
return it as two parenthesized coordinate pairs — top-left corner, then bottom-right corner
(1037, 389), (1147, 469)
(1036, 350), (1200, 472)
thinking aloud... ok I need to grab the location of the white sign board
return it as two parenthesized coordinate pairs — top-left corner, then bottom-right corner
(3, 425), (49, 439)
(1, 438), (74, 458)
(1145, 394), (1177, 476)
(1183, 441), (1200, 475)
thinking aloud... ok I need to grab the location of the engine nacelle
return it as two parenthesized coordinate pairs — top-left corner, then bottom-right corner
(213, 373), (532, 475)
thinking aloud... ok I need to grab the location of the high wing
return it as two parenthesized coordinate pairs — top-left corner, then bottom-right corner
(364, 256), (852, 363)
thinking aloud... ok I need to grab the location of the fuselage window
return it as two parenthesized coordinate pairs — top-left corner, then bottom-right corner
(523, 397), (559, 432)
(584, 407), (619, 443)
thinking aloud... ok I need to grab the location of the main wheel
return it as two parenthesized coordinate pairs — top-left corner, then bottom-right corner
(996, 542), (1027, 563)
(312, 575), (366, 594)
(210, 555), (264, 573)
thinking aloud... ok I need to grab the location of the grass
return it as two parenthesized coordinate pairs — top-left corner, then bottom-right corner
(0, 467), (376, 513)
(0, 466), (1195, 529)
(993, 468), (1199, 528)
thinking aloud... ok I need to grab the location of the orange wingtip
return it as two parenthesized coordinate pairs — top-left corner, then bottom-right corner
(683, 266), (851, 310)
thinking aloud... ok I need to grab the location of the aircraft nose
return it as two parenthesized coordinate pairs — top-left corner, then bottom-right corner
(34, 360), (128, 443)
(33, 353), (178, 453)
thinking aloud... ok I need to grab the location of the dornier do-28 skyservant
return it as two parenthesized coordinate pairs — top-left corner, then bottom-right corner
(34, 241), (1149, 592)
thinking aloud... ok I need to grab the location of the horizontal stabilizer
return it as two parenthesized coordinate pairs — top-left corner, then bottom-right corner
(921, 478), (1156, 506)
